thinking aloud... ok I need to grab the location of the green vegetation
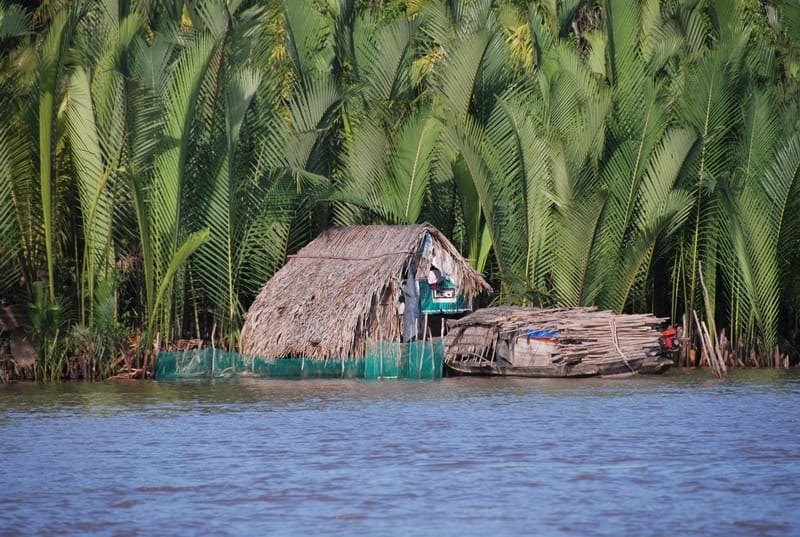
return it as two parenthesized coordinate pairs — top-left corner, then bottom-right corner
(1, 0), (798, 379)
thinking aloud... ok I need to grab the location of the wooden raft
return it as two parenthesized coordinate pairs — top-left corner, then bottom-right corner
(444, 306), (667, 374)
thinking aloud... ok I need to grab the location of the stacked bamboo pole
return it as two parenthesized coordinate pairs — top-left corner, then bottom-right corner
(447, 307), (666, 368)
(546, 312), (662, 367)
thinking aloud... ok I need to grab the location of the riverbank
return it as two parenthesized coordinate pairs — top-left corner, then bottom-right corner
(2, 326), (797, 383)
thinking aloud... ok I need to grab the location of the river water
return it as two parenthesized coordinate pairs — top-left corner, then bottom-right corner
(1, 369), (799, 537)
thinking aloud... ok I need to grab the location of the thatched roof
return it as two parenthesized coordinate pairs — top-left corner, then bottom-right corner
(240, 223), (492, 360)
(445, 306), (666, 365)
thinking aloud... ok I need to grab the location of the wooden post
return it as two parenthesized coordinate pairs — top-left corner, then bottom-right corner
(692, 310), (727, 379)
(680, 313), (689, 367)
(419, 314), (429, 379)
(210, 322), (216, 379)
(697, 261), (717, 353)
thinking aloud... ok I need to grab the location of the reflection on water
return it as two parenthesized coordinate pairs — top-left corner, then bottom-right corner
(2, 369), (799, 536)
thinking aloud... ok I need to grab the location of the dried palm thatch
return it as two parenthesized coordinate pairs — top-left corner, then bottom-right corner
(445, 306), (667, 367)
(240, 223), (492, 360)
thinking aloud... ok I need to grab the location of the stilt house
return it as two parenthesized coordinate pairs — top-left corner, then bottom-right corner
(240, 223), (492, 360)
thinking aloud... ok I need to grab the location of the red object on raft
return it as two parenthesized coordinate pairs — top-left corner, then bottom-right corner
(660, 327), (679, 350)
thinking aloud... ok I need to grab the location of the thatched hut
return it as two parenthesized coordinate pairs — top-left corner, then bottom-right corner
(240, 223), (492, 360)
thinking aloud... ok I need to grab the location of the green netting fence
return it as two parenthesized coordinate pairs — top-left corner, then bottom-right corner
(155, 339), (444, 381)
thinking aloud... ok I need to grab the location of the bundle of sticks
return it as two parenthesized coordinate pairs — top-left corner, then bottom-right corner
(498, 308), (665, 366)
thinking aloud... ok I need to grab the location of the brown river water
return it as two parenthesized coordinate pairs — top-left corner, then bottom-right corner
(1, 368), (799, 536)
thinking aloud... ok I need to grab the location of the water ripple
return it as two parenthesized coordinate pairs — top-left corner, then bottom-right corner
(1, 369), (799, 536)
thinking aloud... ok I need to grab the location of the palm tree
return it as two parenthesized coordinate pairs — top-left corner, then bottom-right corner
(65, 1), (146, 327)
(334, 10), (438, 226)
(3, 0), (799, 377)
(186, 0), (302, 347)
(713, 1), (800, 355)
(0, 1), (35, 300)
(38, 4), (81, 305)
(0, 1), (82, 374)
(581, 0), (695, 313)
(418, 0), (522, 275)
(422, 1), (612, 301)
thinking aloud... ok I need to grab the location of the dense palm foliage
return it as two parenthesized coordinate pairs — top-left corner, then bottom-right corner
(1, 0), (798, 378)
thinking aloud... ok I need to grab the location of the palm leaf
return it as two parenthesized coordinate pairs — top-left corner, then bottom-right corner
(131, 34), (174, 95)
(418, 0), (493, 44)
(527, 2), (556, 69)
(441, 113), (499, 272)
(679, 1), (713, 57)
(236, 171), (300, 299)
(234, 80), (310, 296)
(552, 181), (604, 306)
(489, 90), (555, 298)
(123, 34), (176, 316)
(587, 81), (666, 306)
(331, 0), (357, 83)
(38, 4), (80, 302)
(193, 0), (231, 40)
(604, 0), (641, 88)
(383, 112), (443, 223)
(148, 228), (210, 341)
(0, 1), (31, 40)
(334, 113), (392, 222)
(192, 67), (261, 335)
(285, 75), (343, 179)
(676, 44), (743, 324)
(450, 155), (491, 273)
(747, 133), (800, 347)
(66, 68), (117, 319)
(718, 88), (780, 344)
(150, 31), (217, 332)
(356, 16), (414, 103)
(0, 117), (28, 295)
(549, 44), (611, 171)
(282, 0), (331, 84)
(598, 127), (696, 311)
(436, 30), (492, 122)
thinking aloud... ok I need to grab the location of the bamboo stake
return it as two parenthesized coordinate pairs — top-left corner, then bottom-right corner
(692, 310), (726, 378)
(697, 261), (717, 352)
(210, 322), (217, 379)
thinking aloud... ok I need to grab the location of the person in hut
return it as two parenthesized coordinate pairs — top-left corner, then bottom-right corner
(427, 266), (444, 291)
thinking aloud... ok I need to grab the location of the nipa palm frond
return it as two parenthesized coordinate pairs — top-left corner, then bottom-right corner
(382, 111), (443, 224)
(0, 117), (27, 295)
(149, 31), (217, 331)
(66, 68), (116, 311)
(356, 16), (415, 103)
